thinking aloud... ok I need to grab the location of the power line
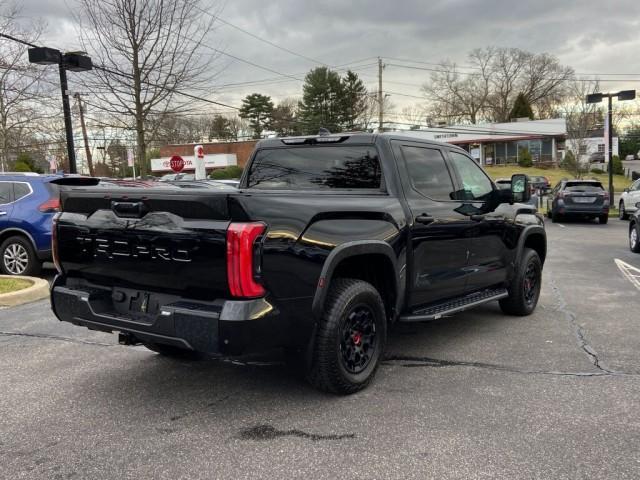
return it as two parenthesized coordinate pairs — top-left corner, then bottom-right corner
(202, 10), (327, 67)
(386, 62), (640, 83)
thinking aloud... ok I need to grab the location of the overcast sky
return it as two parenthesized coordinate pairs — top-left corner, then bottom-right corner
(15, 0), (640, 115)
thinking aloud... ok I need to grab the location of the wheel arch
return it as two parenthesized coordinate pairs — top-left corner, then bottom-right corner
(0, 228), (37, 250)
(311, 241), (401, 322)
(517, 226), (547, 266)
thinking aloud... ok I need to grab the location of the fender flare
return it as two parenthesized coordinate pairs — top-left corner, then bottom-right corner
(0, 227), (38, 250)
(515, 225), (546, 266)
(311, 240), (400, 319)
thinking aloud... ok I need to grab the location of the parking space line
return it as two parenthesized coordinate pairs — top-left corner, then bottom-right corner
(557, 223), (565, 228)
(614, 259), (640, 291)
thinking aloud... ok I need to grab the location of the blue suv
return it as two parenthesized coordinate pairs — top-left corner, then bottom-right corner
(0, 173), (61, 276)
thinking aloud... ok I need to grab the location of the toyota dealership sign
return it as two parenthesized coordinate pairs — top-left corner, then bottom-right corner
(150, 153), (237, 173)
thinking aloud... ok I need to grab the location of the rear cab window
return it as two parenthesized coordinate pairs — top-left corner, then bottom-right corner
(246, 145), (382, 190)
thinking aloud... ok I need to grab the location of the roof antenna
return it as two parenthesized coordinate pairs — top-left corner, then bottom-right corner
(318, 128), (331, 136)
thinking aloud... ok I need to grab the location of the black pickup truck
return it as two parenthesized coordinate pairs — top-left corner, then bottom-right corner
(51, 132), (546, 394)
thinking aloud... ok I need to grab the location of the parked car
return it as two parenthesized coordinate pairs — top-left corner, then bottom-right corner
(618, 178), (640, 220)
(528, 175), (551, 193)
(546, 179), (609, 223)
(51, 133), (546, 394)
(159, 173), (198, 182)
(628, 209), (640, 252)
(0, 173), (62, 275)
(495, 178), (511, 190)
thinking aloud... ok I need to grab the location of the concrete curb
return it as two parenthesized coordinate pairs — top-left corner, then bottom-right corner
(0, 275), (50, 307)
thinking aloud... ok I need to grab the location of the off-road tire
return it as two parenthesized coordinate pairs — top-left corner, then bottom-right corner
(0, 235), (41, 276)
(307, 278), (386, 395)
(499, 248), (542, 316)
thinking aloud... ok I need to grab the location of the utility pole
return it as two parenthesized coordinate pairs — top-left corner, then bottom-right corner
(378, 57), (384, 132)
(74, 93), (94, 176)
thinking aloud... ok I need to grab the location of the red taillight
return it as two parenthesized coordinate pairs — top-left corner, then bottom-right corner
(226, 222), (266, 298)
(39, 197), (60, 213)
(603, 192), (610, 200)
(52, 212), (62, 273)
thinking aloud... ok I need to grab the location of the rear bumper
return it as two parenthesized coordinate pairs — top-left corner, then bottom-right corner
(50, 277), (290, 355)
(556, 201), (608, 215)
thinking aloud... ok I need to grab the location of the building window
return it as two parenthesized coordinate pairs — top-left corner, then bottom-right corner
(597, 144), (605, 153)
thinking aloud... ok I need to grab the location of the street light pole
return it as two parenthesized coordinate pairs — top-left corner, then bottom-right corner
(586, 90), (636, 209)
(28, 46), (92, 175)
(607, 95), (613, 205)
(59, 63), (76, 174)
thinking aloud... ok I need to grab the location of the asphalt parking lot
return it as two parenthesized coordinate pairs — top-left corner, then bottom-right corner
(1, 219), (639, 479)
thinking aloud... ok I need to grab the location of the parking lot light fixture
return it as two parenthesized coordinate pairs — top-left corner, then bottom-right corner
(28, 47), (93, 174)
(584, 90), (637, 204)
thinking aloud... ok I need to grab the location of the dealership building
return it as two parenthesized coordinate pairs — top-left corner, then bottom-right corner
(396, 118), (568, 166)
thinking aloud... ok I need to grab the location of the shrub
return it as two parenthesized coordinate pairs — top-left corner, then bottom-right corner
(209, 165), (243, 179)
(518, 148), (533, 168)
(591, 168), (605, 174)
(612, 155), (624, 175)
(13, 161), (32, 172)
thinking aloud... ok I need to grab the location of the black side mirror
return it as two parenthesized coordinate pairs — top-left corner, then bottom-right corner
(511, 174), (530, 203)
(624, 188), (629, 193)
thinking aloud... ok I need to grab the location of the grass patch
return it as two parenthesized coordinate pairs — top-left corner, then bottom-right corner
(484, 165), (631, 191)
(0, 278), (31, 294)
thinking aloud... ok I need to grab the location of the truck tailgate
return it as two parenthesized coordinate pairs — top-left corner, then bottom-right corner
(56, 187), (231, 299)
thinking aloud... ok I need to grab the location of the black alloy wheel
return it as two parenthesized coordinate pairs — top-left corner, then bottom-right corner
(339, 305), (377, 374)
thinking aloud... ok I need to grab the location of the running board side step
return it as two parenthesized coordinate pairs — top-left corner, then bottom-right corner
(399, 288), (509, 322)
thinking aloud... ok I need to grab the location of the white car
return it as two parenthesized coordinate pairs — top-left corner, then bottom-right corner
(619, 179), (640, 220)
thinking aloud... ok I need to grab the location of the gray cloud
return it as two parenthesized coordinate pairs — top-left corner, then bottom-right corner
(14, 0), (640, 110)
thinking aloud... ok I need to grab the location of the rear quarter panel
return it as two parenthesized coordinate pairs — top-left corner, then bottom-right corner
(231, 192), (407, 301)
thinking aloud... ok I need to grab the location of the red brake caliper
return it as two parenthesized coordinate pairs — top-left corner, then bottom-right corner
(352, 332), (362, 346)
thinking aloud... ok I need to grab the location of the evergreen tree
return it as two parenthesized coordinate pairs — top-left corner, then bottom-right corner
(272, 99), (301, 136)
(239, 93), (274, 139)
(298, 67), (344, 134)
(510, 93), (534, 120)
(340, 70), (368, 130)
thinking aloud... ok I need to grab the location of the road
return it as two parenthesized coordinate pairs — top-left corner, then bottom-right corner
(1, 219), (639, 479)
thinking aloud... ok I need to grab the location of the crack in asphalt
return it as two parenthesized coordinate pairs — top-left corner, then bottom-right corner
(238, 424), (355, 442)
(548, 277), (616, 374)
(382, 355), (622, 377)
(0, 331), (114, 347)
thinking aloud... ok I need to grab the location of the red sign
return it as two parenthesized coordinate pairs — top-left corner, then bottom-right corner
(169, 155), (184, 172)
(196, 146), (204, 158)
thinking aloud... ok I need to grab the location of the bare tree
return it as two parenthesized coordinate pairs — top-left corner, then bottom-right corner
(400, 105), (427, 129)
(76, 0), (221, 175)
(0, 2), (53, 172)
(422, 48), (493, 124)
(562, 80), (601, 177)
(422, 47), (574, 124)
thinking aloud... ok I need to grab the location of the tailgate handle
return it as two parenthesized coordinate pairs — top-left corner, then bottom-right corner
(111, 201), (148, 218)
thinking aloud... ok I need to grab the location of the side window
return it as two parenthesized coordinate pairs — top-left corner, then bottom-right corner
(13, 183), (31, 201)
(632, 180), (640, 191)
(449, 151), (493, 202)
(0, 182), (12, 204)
(400, 146), (456, 201)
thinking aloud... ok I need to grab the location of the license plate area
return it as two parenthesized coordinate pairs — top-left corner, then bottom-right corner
(573, 197), (596, 203)
(110, 287), (178, 324)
